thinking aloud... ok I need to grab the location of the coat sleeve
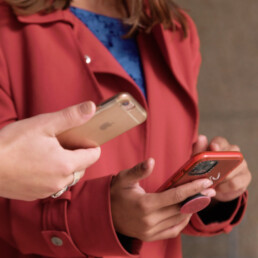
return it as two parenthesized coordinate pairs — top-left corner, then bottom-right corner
(184, 192), (247, 236)
(182, 12), (248, 236)
(2, 180), (140, 257)
(0, 49), (139, 257)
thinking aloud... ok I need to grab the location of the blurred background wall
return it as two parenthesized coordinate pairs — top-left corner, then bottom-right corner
(179, 0), (258, 257)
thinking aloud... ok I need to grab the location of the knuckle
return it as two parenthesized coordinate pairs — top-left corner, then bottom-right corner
(51, 180), (66, 192)
(24, 196), (35, 201)
(242, 159), (247, 167)
(88, 148), (101, 162)
(59, 161), (74, 176)
(142, 216), (155, 229)
(241, 160), (248, 170)
(137, 196), (152, 214)
(227, 179), (239, 191)
(212, 136), (223, 143)
(39, 192), (49, 199)
(30, 114), (46, 129)
(142, 194), (153, 212)
(174, 189), (184, 203)
(170, 228), (181, 238)
(139, 230), (152, 241)
(230, 144), (240, 151)
(212, 136), (228, 149)
(61, 108), (74, 124)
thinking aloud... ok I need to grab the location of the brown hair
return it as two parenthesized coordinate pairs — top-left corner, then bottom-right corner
(4, 0), (188, 37)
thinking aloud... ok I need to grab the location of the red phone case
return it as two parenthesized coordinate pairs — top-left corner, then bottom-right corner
(157, 151), (243, 192)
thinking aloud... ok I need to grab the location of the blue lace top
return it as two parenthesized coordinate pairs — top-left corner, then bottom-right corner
(70, 7), (146, 97)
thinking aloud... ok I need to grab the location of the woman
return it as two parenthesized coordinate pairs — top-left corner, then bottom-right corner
(0, 0), (251, 257)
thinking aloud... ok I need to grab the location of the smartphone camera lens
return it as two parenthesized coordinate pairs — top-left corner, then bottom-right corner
(188, 160), (218, 175)
(121, 100), (130, 106)
(121, 100), (135, 110)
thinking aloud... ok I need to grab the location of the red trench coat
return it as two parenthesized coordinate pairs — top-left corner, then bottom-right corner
(0, 2), (247, 258)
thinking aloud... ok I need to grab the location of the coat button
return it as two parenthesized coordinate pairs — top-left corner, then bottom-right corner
(51, 236), (63, 246)
(84, 55), (91, 64)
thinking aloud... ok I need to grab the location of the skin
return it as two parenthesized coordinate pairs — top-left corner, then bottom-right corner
(193, 135), (251, 202)
(110, 158), (215, 242)
(0, 101), (101, 201)
(71, 0), (252, 242)
(111, 135), (251, 241)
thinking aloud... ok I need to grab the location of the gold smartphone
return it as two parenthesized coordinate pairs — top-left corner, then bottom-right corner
(58, 93), (147, 149)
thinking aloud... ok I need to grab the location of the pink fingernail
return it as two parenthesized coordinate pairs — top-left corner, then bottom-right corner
(201, 188), (216, 197)
(80, 101), (95, 115)
(202, 180), (213, 188)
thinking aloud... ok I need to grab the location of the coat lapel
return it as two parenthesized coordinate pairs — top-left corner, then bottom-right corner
(16, 8), (200, 106)
(16, 7), (200, 121)
(16, 8), (142, 101)
(151, 23), (200, 108)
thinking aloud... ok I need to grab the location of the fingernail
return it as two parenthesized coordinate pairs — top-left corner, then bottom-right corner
(201, 188), (216, 197)
(80, 101), (95, 115)
(93, 146), (101, 155)
(202, 179), (213, 188)
(141, 158), (154, 170)
(198, 135), (207, 141)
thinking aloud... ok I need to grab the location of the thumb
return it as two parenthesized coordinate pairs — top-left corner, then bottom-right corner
(120, 158), (155, 186)
(192, 135), (209, 155)
(41, 101), (96, 135)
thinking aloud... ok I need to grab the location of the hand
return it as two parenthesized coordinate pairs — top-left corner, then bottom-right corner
(110, 158), (215, 242)
(193, 135), (251, 202)
(0, 101), (101, 201)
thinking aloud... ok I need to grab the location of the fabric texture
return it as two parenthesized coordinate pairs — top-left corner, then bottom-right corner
(0, 2), (247, 257)
(70, 6), (146, 96)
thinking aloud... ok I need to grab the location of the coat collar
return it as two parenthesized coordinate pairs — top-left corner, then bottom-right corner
(17, 8), (73, 25)
(16, 8), (135, 80)
(15, 6), (198, 108)
(15, 6), (182, 28)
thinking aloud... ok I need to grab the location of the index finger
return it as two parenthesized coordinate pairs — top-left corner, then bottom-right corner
(209, 137), (241, 152)
(217, 159), (247, 182)
(150, 179), (213, 210)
